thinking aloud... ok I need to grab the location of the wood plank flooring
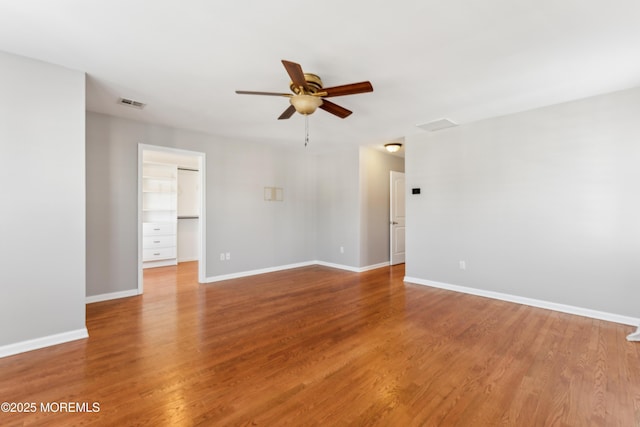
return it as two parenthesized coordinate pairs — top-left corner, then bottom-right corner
(0, 262), (639, 426)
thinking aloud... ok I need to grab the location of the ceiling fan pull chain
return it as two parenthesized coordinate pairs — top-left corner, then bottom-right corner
(305, 114), (309, 147)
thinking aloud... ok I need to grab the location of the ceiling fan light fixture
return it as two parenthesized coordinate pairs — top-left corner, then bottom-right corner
(290, 94), (323, 115)
(384, 142), (402, 153)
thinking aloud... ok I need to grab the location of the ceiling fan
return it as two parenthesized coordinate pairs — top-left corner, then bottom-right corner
(236, 60), (373, 120)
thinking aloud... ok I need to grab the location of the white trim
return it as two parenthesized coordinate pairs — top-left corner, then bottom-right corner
(0, 328), (89, 359)
(314, 261), (361, 272)
(197, 155), (206, 284)
(627, 326), (640, 342)
(87, 261), (391, 300)
(86, 289), (140, 304)
(404, 276), (640, 327)
(205, 261), (316, 283)
(315, 261), (390, 272)
(358, 261), (390, 272)
(137, 144), (144, 294)
(137, 144), (207, 291)
(143, 259), (178, 269)
(205, 260), (390, 283)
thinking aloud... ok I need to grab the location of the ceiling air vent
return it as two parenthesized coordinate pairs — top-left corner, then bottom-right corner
(118, 98), (146, 110)
(416, 118), (457, 132)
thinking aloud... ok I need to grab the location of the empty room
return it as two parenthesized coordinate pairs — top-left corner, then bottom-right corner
(1, 1), (639, 425)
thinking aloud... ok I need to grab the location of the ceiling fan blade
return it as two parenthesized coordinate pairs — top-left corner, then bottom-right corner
(319, 100), (352, 118)
(282, 60), (309, 91)
(278, 105), (296, 120)
(321, 81), (373, 98)
(236, 90), (291, 97)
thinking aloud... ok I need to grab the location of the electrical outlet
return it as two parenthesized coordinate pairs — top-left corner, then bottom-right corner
(220, 253), (225, 261)
(340, 246), (344, 254)
(459, 260), (466, 270)
(225, 252), (231, 260)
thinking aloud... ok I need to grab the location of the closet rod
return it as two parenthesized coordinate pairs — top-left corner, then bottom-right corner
(178, 167), (199, 172)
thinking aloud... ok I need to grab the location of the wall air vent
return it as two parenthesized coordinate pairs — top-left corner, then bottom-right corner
(416, 118), (457, 132)
(118, 98), (146, 110)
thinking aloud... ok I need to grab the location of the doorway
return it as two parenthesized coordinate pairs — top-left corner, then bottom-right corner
(390, 170), (406, 265)
(138, 144), (206, 294)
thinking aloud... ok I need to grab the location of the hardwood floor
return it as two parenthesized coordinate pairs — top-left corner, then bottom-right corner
(1, 262), (639, 426)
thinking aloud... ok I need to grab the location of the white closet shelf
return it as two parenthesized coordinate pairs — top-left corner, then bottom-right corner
(142, 161), (178, 269)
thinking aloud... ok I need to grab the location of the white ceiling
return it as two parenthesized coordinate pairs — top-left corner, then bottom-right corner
(2, 1), (640, 152)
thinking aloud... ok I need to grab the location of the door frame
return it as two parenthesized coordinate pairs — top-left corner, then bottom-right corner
(137, 144), (207, 294)
(389, 170), (406, 265)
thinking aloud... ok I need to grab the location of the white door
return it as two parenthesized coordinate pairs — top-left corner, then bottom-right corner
(390, 171), (406, 265)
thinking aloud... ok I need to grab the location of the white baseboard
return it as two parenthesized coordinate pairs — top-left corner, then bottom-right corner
(205, 261), (316, 283)
(86, 289), (140, 304)
(0, 328), (89, 359)
(84, 261), (371, 303)
(86, 261), (391, 302)
(143, 259), (177, 269)
(314, 261), (361, 272)
(205, 260), (391, 282)
(404, 276), (640, 327)
(315, 261), (390, 273)
(358, 261), (391, 272)
(627, 326), (640, 342)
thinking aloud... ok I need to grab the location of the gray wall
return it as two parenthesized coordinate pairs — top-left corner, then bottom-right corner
(87, 121), (400, 298)
(315, 148), (361, 267)
(405, 87), (640, 318)
(86, 112), (317, 296)
(208, 141), (317, 273)
(0, 51), (86, 346)
(359, 147), (405, 267)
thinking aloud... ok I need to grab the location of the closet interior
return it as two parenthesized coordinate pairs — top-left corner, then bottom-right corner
(142, 150), (200, 269)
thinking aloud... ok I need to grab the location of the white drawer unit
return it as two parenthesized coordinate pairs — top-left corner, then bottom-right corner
(142, 221), (177, 268)
(142, 222), (177, 268)
(143, 235), (177, 249)
(142, 161), (178, 268)
(143, 222), (175, 236)
(143, 247), (177, 261)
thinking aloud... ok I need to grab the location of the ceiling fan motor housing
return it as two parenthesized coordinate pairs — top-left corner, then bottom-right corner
(290, 73), (323, 94)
